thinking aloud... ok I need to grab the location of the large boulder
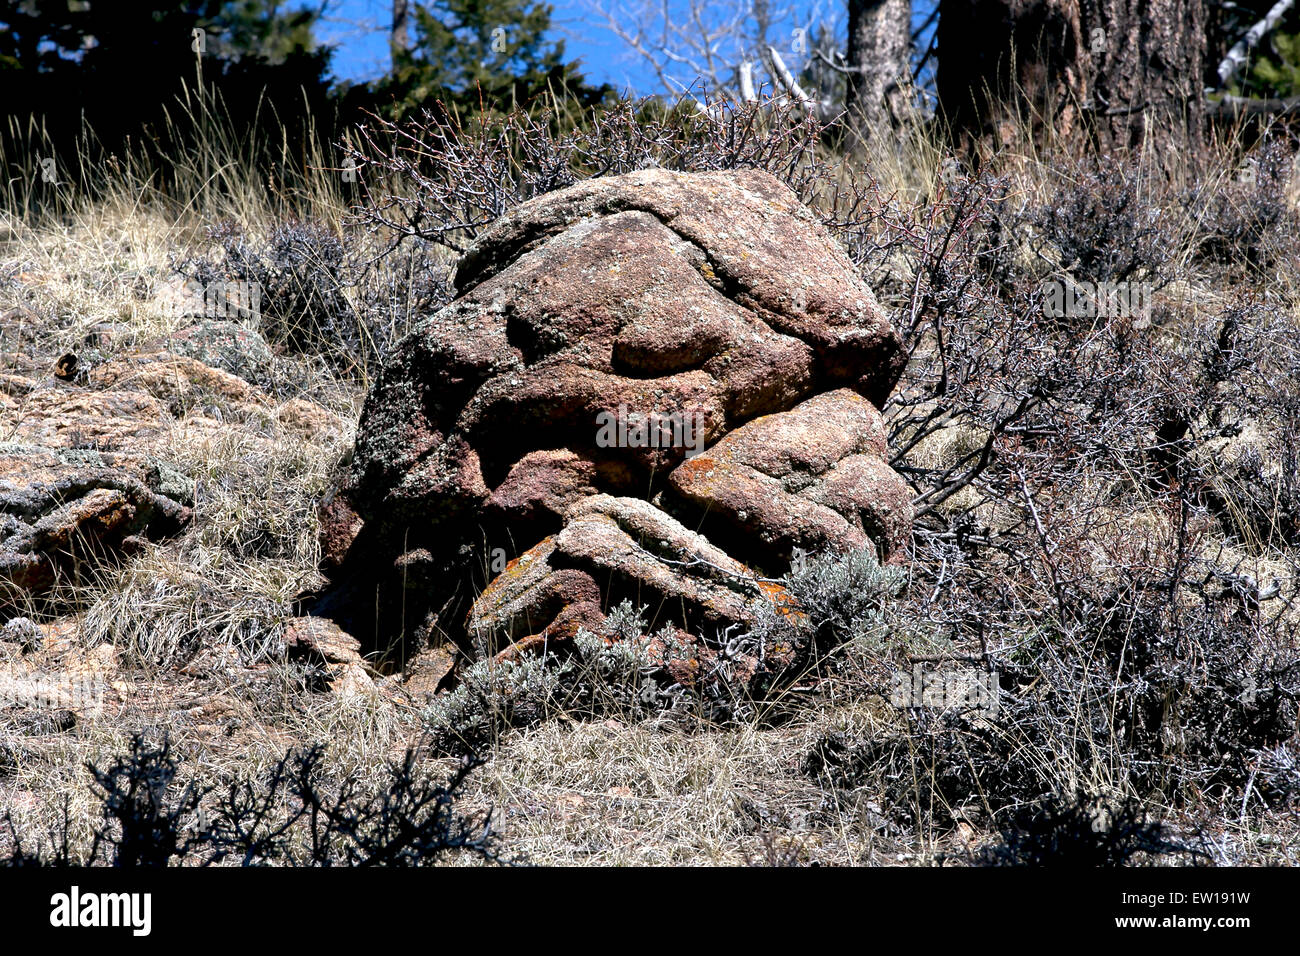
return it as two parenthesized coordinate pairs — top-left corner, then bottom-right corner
(320, 168), (911, 686)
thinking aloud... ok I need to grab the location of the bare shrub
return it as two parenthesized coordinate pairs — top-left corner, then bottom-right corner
(348, 98), (834, 259)
(1, 734), (505, 867)
(802, 154), (1300, 840)
(966, 794), (1206, 867)
(1185, 136), (1300, 273)
(1028, 159), (1177, 286)
(175, 220), (363, 371)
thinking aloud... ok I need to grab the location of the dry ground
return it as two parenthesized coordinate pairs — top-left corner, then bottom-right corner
(2, 117), (1299, 866)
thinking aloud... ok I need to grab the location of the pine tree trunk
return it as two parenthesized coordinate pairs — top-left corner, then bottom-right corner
(936, 0), (1205, 154)
(846, 0), (912, 134)
(1089, 0), (1205, 151)
(391, 0), (412, 66)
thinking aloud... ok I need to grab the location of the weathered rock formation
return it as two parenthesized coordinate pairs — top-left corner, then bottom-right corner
(0, 335), (341, 610)
(0, 444), (190, 604)
(319, 168), (912, 690)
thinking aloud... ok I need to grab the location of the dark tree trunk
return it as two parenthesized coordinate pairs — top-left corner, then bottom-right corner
(1088, 0), (1205, 150)
(936, 0), (1086, 146)
(391, 0), (412, 67)
(846, 0), (913, 133)
(937, 0), (1205, 155)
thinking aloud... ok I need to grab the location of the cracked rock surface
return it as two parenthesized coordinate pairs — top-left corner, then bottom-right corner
(0, 444), (190, 604)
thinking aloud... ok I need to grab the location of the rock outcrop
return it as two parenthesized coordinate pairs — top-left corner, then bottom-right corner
(0, 444), (190, 605)
(0, 338), (340, 609)
(319, 168), (912, 690)
(160, 320), (275, 387)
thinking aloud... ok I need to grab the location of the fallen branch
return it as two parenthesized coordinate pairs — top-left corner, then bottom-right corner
(1216, 0), (1297, 88)
(738, 60), (757, 103)
(765, 45), (813, 110)
(1207, 93), (1300, 118)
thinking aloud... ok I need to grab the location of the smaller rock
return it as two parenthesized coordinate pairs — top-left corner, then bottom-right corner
(82, 323), (130, 350)
(284, 616), (368, 668)
(394, 644), (458, 701)
(0, 617), (42, 654)
(275, 398), (343, 440)
(668, 389), (911, 568)
(0, 373), (35, 398)
(0, 307), (40, 345)
(318, 495), (365, 572)
(468, 494), (786, 652)
(5, 389), (169, 449)
(163, 321), (275, 387)
(484, 448), (638, 532)
(89, 351), (261, 412)
(326, 661), (376, 698)
(53, 353), (78, 380)
(0, 444), (191, 605)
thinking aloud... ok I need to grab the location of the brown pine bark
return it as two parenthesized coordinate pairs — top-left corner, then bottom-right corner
(846, 0), (913, 134)
(1088, 0), (1206, 151)
(936, 0), (1205, 154)
(391, 0), (412, 67)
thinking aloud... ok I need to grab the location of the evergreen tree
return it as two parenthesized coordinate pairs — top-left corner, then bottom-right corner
(377, 0), (610, 118)
(0, 1), (333, 187)
(0, 0), (322, 74)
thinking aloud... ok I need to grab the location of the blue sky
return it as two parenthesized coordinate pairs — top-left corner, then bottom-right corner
(313, 0), (661, 90)
(311, 0), (938, 95)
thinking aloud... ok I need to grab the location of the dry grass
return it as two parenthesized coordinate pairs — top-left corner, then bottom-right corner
(2, 98), (1299, 866)
(0, 104), (389, 860)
